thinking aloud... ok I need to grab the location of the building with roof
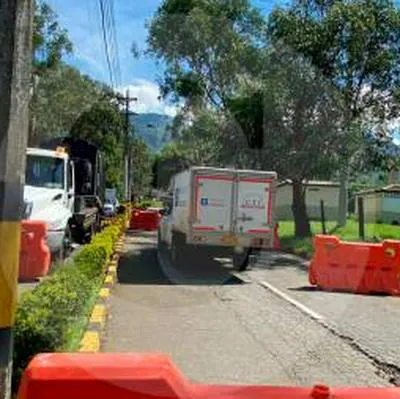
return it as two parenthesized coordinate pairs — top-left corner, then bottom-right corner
(355, 184), (400, 224)
(276, 180), (340, 221)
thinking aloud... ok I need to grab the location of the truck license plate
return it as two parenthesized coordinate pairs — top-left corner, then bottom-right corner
(222, 235), (238, 245)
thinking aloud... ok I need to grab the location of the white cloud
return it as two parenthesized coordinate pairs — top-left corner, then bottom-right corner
(118, 79), (182, 117)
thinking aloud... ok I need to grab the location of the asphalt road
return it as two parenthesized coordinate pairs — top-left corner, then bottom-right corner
(246, 251), (400, 380)
(103, 231), (396, 387)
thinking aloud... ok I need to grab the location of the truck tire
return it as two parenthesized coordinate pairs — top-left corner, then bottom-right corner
(54, 225), (72, 263)
(233, 248), (251, 271)
(171, 232), (185, 267)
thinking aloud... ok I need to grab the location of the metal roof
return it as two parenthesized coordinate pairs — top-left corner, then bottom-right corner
(356, 184), (400, 195)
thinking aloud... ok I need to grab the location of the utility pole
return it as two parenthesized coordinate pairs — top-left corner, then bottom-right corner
(117, 90), (137, 202)
(0, 1), (34, 398)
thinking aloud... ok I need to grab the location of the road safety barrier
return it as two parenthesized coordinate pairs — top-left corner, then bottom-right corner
(19, 220), (51, 281)
(130, 209), (161, 231)
(309, 235), (400, 295)
(18, 353), (400, 399)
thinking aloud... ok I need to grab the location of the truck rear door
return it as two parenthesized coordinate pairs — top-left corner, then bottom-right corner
(192, 171), (234, 233)
(235, 174), (276, 235)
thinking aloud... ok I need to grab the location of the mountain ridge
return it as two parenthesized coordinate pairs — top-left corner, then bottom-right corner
(129, 112), (172, 153)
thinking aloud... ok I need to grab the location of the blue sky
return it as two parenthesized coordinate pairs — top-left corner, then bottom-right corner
(46, 0), (280, 115)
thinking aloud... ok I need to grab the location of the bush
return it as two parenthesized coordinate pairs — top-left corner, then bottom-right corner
(134, 198), (163, 209)
(12, 213), (127, 392)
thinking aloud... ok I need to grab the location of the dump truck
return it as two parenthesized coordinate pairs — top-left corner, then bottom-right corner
(23, 137), (105, 261)
(158, 166), (278, 270)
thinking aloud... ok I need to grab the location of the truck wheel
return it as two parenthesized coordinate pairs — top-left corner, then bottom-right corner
(233, 248), (251, 271)
(171, 232), (185, 266)
(54, 225), (72, 263)
(157, 229), (165, 248)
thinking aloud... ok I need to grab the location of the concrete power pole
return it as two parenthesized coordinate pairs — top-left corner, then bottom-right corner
(0, 1), (34, 398)
(117, 90), (137, 202)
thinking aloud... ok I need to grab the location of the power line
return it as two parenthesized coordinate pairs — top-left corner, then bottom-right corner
(98, 0), (116, 88)
(104, 0), (122, 86)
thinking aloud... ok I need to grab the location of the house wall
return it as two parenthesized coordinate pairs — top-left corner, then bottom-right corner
(276, 184), (340, 221)
(354, 193), (400, 223)
(381, 193), (400, 224)
(355, 194), (375, 222)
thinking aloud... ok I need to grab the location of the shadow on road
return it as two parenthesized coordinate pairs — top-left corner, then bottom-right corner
(288, 285), (391, 297)
(288, 286), (320, 292)
(118, 231), (245, 286)
(118, 246), (171, 285)
(253, 251), (309, 271)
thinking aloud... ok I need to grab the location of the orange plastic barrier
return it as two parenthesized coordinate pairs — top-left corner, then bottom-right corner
(130, 209), (161, 231)
(309, 235), (400, 295)
(19, 220), (51, 281)
(18, 353), (400, 399)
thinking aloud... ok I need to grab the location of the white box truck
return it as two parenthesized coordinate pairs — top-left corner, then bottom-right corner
(158, 167), (278, 270)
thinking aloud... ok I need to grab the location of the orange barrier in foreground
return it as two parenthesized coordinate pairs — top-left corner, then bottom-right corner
(19, 220), (51, 281)
(309, 235), (400, 295)
(18, 353), (400, 399)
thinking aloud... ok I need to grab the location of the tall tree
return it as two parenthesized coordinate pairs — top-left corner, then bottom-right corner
(130, 137), (153, 198)
(268, 0), (400, 225)
(148, 0), (265, 107)
(30, 1), (73, 143)
(29, 64), (104, 145)
(33, 1), (73, 75)
(228, 49), (346, 237)
(70, 100), (124, 194)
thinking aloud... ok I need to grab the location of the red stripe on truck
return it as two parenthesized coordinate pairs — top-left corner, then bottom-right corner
(247, 229), (272, 234)
(193, 226), (218, 231)
(239, 178), (273, 183)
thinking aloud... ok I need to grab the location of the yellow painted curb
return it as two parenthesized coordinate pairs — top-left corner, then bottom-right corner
(104, 274), (114, 285)
(79, 230), (127, 354)
(79, 331), (100, 352)
(108, 265), (117, 274)
(90, 304), (106, 327)
(99, 288), (110, 298)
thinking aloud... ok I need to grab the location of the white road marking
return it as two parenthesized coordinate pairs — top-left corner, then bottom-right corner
(259, 280), (325, 323)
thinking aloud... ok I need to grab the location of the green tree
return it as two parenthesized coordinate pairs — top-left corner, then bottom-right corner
(33, 1), (73, 75)
(30, 1), (74, 143)
(227, 49), (346, 237)
(268, 0), (400, 225)
(70, 100), (124, 194)
(130, 137), (153, 197)
(148, 0), (265, 107)
(152, 142), (189, 189)
(29, 64), (104, 145)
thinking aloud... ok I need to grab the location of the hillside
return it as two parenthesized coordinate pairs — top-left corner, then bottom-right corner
(129, 113), (172, 152)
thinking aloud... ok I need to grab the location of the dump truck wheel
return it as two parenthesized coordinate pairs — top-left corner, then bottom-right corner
(233, 248), (250, 271)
